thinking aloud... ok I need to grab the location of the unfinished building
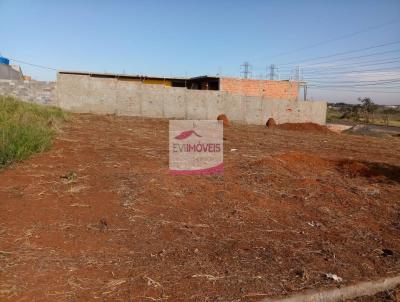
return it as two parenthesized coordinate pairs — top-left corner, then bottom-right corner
(55, 71), (326, 125)
(58, 71), (299, 101)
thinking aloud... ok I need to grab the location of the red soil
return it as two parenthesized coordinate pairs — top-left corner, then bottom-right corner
(0, 114), (400, 301)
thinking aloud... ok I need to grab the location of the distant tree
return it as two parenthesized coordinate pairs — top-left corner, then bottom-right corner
(337, 104), (361, 121)
(339, 105), (350, 113)
(358, 97), (377, 124)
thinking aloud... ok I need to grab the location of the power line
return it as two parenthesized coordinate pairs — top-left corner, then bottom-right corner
(308, 85), (400, 90)
(299, 70), (400, 79)
(276, 40), (400, 67)
(6, 57), (57, 71)
(270, 45), (400, 80)
(286, 57), (400, 72)
(252, 19), (400, 62)
(307, 78), (400, 89)
(278, 72), (400, 82)
(308, 82), (400, 88)
(307, 78), (400, 84)
(306, 80), (400, 88)
(291, 49), (400, 68)
(301, 75), (400, 82)
(251, 49), (400, 72)
(297, 66), (400, 76)
(308, 79), (400, 88)
(309, 87), (400, 94)
(295, 66), (400, 77)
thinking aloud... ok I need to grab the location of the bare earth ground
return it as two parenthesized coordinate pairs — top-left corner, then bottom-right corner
(1, 113), (400, 302)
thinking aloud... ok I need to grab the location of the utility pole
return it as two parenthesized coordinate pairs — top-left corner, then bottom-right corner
(294, 66), (301, 101)
(298, 67), (307, 101)
(240, 62), (252, 79)
(303, 84), (308, 101)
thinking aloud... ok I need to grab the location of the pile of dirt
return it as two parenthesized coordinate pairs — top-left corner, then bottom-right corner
(248, 152), (335, 181)
(276, 122), (330, 133)
(217, 114), (229, 126)
(263, 151), (332, 177)
(277, 151), (330, 169)
(266, 118), (277, 128)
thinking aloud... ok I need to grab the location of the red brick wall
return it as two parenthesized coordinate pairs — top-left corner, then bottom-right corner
(219, 77), (299, 100)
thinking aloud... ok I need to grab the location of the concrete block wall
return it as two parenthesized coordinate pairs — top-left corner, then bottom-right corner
(57, 73), (326, 125)
(0, 80), (56, 105)
(220, 77), (299, 101)
(0, 64), (23, 80)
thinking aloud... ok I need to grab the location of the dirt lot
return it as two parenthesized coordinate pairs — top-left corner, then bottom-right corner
(1, 113), (400, 301)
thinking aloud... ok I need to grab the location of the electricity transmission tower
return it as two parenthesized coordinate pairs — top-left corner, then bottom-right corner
(294, 66), (300, 81)
(240, 62), (252, 79)
(269, 64), (276, 80)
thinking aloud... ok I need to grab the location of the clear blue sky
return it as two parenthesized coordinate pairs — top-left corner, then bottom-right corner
(1, 0), (399, 104)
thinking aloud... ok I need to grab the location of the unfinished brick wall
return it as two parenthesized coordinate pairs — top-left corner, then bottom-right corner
(219, 77), (299, 100)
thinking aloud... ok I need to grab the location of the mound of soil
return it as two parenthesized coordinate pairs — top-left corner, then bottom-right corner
(277, 151), (330, 169)
(249, 152), (333, 181)
(217, 114), (229, 126)
(276, 122), (330, 133)
(266, 118), (277, 128)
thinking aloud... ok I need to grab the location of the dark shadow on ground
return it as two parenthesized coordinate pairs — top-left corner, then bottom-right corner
(336, 159), (400, 183)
